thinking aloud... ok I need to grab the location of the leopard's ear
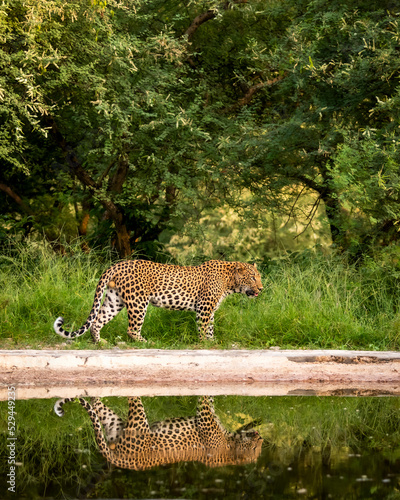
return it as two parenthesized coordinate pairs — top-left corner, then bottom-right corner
(235, 263), (246, 273)
(234, 263), (246, 283)
(253, 262), (257, 269)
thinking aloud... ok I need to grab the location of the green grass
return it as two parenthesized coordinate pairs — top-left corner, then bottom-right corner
(1, 242), (400, 350)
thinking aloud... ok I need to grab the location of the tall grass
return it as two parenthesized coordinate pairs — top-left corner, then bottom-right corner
(0, 242), (114, 348)
(227, 255), (400, 350)
(218, 253), (400, 351)
(1, 242), (399, 350)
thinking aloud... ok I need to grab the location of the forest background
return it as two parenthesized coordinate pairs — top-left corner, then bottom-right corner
(1, 0), (400, 349)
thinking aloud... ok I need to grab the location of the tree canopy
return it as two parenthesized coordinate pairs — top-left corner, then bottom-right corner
(1, 0), (399, 259)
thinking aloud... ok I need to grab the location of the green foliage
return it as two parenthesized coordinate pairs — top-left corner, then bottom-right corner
(327, 135), (400, 250)
(0, 0), (220, 254)
(1, 0), (400, 257)
(212, 0), (400, 254)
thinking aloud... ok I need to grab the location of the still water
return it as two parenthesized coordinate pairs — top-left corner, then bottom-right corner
(1, 395), (400, 499)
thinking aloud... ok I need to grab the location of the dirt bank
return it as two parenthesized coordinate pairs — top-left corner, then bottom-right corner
(1, 349), (400, 400)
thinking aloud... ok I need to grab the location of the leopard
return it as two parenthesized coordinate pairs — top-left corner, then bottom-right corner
(54, 259), (263, 343)
(54, 396), (263, 470)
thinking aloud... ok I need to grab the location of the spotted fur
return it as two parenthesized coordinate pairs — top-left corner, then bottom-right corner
(54, 396), (263, 470)
(54, 259), (263, 342)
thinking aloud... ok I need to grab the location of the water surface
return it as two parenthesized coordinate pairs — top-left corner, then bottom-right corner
(1, 395), (400, 499)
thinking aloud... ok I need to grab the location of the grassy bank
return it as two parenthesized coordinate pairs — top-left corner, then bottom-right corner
(0, 243), (399, 350)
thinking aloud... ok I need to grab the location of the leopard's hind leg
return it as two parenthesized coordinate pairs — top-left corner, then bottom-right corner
(90, 286), (125, 342)
(125, 299), (149, 342)
(90, 398), (125, 444)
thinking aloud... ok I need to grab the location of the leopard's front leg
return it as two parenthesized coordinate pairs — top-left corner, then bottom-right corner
(126, 397), (150, 432)
(195, 309), (215, 341)
(195, 292), (222, 341)
(195, 281), (227, 341)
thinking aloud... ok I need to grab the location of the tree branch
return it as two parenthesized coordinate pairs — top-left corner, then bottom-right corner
(292, 173), (324, 196)
(97, 158), (117, 187)
(184, 1), (248, 41)
(0, 183), (34, 215)
(228, 74), (286, 112)
(293, 194), (322, 239)
(185, 9), (217, 41)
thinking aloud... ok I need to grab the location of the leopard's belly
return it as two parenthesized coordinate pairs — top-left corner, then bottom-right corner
(149, 293), (197, 311)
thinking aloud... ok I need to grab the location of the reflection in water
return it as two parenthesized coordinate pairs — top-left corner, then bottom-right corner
(2, 396), (400, 499)
(54, 396), (263, 470)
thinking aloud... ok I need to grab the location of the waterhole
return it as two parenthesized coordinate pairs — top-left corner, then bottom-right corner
(1, 393), (399, 499)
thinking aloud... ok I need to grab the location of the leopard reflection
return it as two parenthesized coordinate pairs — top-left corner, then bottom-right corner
(54, 396), (263, 470)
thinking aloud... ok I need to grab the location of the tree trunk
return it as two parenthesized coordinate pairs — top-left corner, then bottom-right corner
(323, 194), (346, 249)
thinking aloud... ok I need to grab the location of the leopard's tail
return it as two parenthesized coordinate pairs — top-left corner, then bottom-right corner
(53, 267), (116, 340)
(54, 398), (113, 462)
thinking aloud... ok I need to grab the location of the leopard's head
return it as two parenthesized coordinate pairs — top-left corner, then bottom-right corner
(225, 426), (263, 464)
(234, 263), (263, 297)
